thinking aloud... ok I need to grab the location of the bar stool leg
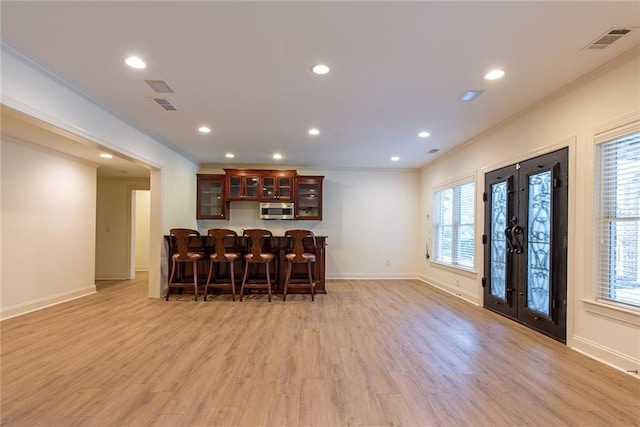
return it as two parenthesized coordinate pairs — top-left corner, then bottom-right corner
(240, 261), (249, 302)
(230, 262), (236, 302)
(166, 260), (177, 301)
(308, 262), (315, 302)
(283, 262), (292, 302)
(204, 261), (214, 301)
(266, 263), (272, 302)
(192, 260), (198, 301)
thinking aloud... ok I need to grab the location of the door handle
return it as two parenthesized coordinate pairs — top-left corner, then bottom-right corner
(513, 226), (524, 254)
(505, 226), (515, 253)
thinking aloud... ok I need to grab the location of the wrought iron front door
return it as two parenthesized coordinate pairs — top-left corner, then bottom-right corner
(483, 148), (568, 342)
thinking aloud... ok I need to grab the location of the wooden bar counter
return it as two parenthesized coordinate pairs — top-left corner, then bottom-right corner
(164, 234), (327, 296)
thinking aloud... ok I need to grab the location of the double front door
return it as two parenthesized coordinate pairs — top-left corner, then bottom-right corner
(483, 148), (568, 342)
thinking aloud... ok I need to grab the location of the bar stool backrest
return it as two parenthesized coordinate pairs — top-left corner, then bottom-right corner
(170, 228), (203, 260)
(243, 229), (273, 261)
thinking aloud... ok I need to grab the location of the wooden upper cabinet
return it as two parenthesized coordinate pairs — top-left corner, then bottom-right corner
(196, 174), (227, 219)
(295, 176), (324, 220)
(224, 170), (261, 201)
(224, 169), (296, 201)
(260, 170), (295, 201)
(203, 170), (324, 221)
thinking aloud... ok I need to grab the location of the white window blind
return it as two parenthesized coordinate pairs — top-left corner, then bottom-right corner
(433, 181), (475, 269)
(596, 131), (640, 308)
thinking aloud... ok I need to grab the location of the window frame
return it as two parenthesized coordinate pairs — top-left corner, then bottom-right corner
(594, 120), (640, 311)
(432, 177), (475, 272)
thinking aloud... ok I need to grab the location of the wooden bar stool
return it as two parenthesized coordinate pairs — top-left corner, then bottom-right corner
(240, 229), (276, 302)
(283, 229), (316, 301)
(167, 228), (205, 301)
(204, 228), (241, 301)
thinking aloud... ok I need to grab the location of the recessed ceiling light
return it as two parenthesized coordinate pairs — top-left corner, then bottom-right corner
(418, 131), (431, 138)
(484, 69), (505, 80)
(308, 128), (320, 136)
(198, 126), (211, 133)
(311, 64), (330, 75)
(145, 79), (173, 93)
(125, 56), (146, 69)
(458, 90), (484, 102)
(100, 153), (113, 159)
(391, 156), (400, 162)
(225, 153), (235, 158)
(273, 153), (283, 160)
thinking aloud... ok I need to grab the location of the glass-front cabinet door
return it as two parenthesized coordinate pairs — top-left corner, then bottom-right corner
(262, 172), (294, 201)
(225, 172), (260, 200)
(196, 174), (226, 219)
(295, 176), (324, 220)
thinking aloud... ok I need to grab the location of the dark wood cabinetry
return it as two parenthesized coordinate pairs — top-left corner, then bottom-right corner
(196, 174), (227, 219)
(197, 170), (324, 220)
(295, 176), (323, 220)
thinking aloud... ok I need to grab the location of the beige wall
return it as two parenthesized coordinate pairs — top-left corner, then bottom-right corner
(419, 49), (640, 374)
(1, 138), (97, 319)
(134, 190), (151, 272)
(197, 168), (421, 279)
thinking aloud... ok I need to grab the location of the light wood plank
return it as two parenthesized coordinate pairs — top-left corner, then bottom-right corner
(1, 274), (639, 426)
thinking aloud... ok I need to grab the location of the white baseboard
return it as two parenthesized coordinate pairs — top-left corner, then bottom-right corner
(95, 276), (129, 281)
(1, 286), (96, 320)
(571, 335), (640, 379)
(417, 275), (481, 306)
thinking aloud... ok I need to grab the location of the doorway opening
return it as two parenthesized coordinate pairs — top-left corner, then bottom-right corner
(131, 190), (151, 278)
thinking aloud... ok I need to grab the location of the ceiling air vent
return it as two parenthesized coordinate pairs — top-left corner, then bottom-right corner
(145, 80), (174, 93)
(584, 28), (631, 50)
(151, 97), (177, 111)
(428, 149), (439, 154)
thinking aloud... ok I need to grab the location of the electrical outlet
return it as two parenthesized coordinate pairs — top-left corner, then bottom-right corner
(385, 260), (390, 267)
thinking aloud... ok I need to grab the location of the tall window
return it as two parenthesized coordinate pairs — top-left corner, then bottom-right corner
(596, 130), (640, 308)
(433, 180), (475, 269)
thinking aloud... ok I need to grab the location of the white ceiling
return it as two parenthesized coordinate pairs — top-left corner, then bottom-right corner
(2, 1), (639, 170)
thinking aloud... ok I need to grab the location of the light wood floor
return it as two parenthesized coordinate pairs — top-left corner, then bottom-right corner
(1, 274), (639, 426)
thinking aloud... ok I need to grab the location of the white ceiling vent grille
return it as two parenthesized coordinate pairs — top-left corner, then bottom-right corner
(584, 28), (631, 50)
(151, 97), (177, 111)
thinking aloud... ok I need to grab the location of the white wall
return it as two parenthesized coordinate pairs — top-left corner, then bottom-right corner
(95, 178), (149, 280)
(134, 190), (151, 272)
(1, 43), (199, 298)
(197, 167), (421, 279)
(419, 49), (640, 375)
(1, 139), (97, 319)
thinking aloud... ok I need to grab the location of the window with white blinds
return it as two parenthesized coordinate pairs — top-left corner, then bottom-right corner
(596, 130), (640, 308)
(433, 180), (475, 269)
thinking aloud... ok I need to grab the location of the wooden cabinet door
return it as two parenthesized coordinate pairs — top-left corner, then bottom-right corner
(196, 174), (227, 219)
(295, 176), (323, 220)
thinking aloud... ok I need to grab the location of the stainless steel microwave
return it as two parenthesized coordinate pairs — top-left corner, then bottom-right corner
(260, 202), (294, 220)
